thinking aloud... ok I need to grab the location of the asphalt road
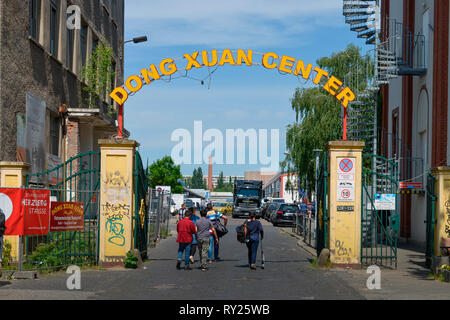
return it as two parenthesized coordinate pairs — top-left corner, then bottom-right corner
(0, 217), (365, 300)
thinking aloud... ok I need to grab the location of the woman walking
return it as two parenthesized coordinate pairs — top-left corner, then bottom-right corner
(246, 212), (264, 270)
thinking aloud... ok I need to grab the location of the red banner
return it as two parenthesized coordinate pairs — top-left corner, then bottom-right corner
(0, 188), (50, 236)
(50, 202), (84, 232)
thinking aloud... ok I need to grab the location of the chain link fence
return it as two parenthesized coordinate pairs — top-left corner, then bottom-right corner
(147, 188), (174, 247)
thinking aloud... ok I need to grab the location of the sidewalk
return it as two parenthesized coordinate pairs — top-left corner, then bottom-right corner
(283, 228), (450, 300)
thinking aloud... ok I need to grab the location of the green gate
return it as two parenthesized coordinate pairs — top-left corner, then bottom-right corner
(316, 153), (329, 255)
(425, 171), (437, 268)
(361, 154), (399, 268)
(25, 152), (100, 268)
(133, 151), (149, 259)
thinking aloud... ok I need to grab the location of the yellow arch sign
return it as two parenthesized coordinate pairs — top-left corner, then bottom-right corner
(110, 49), (355, 107)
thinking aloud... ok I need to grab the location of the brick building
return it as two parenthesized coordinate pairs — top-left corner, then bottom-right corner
(0, 0), (125, 177)
(380, 0), (449, 247)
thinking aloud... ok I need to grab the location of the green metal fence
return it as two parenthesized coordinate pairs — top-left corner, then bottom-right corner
(133, 151), (149, 259)
(361, 154), (399, 268)
(316, 153), (329, 256)
(425, 171), (437, 269)
(25, 151), (100, 269)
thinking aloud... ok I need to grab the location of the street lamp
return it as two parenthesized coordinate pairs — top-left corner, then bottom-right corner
(117, 35), (148, 138)
(124, 35), (148, 44)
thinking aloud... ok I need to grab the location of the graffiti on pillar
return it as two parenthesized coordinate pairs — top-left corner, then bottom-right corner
(335, 240), (352, 257)
(445, 200), (450, 237)
(105, 217), (125, 246)
(102, 170), (131, 247)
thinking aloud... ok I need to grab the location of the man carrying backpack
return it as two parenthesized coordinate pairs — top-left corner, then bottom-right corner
(0, 208), (6, 273)
(206, 202), (228, 262)
(245, 212), (264, 270)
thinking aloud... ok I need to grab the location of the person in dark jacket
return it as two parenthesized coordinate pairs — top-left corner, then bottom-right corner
(246, 212), (264, 270)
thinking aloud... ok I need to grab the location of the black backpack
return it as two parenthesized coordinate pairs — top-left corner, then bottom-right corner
(0, 210), (6, 236)
(236, 221), (249, 243)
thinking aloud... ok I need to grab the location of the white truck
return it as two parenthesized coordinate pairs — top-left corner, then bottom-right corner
(171, 194), (185, 216)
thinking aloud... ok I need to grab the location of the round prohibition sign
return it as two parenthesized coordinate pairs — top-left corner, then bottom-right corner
(339, 158), (353, 173)
(341, 189), (351, 199)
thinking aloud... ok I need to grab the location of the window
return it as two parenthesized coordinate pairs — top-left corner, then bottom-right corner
(110, 0), (117, 21)
(49, 115), (60, 156)
(29, 0), (41, 40)
(109, 61), (116, 99)
(80, 22), (88, 67)
(50, 0), (59, 56)
(92, 34), (99, 54)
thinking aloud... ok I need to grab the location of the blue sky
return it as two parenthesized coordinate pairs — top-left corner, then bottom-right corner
(122, 0), (369, 176)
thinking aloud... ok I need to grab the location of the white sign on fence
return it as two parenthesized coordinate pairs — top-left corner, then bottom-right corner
(374, 194), (396, 210)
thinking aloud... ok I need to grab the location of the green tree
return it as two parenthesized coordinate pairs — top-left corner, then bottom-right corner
(216, 171), (225, 189)
(282, 44), (373, 194)
(191, 167), (206, 189)
(148, 156), (183, 193)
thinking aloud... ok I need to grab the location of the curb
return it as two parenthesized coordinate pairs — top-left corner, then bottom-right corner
(281, 228), (317, 258)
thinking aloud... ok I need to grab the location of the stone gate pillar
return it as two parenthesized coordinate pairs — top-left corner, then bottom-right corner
(98, 139), (139, 266)
(0, 161), (31, 262)
(430, 167), (450, 256)
(327, 141), (364, 267)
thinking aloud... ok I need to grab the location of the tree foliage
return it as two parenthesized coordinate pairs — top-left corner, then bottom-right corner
(148, 156), (183, 193)
(81, 42), (116, 111)
(282, 44), (373, 193)
(190, 167), (206, 189)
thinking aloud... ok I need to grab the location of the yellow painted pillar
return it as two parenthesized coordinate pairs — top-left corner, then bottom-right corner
(327, 141), (364, 267)
(0, 161), (31, 262)
(98, 139), (139, 266)
(430, 167), (450, 255)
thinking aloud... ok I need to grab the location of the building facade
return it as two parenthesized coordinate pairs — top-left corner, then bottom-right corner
(0, 0), (124, 178)
(263, 173), (299, 203)
(380, 0), (449, 247)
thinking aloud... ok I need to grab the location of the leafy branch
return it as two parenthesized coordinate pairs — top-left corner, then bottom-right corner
(81, 42), (116, 115)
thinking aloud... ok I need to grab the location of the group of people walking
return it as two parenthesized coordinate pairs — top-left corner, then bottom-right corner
(175, 201), (263, 271)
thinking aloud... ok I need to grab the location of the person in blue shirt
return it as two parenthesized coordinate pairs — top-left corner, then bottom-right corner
(189, 208), (201, 264)
(246, 212), (264, 270)
(205, 202), (228, 262)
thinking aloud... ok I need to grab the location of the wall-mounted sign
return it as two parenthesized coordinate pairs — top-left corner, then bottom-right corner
(337, 158), (355, 202)
(337, 205), (354, 212)
(110, 49), (355, 108)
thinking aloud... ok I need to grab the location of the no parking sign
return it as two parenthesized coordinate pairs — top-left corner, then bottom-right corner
(337, 158), (355, 202)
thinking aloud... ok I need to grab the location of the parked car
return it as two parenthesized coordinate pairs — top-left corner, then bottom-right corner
(213, 202), (232, 215)
(264, 202), (279, 221)
(271, 203), (301, 227)
(271, 198), (285, 204)
(261, 201), (271, 218)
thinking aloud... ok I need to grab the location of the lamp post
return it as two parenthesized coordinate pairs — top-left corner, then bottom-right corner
(118, 35), (148, 138)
